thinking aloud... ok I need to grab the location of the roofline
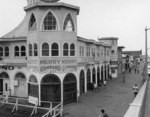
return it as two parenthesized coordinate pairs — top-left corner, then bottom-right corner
(98, 37), (119, 40)
(24, 2), (80, 15)
(77, 36), (111, 47)
(0, 37), (26, 42)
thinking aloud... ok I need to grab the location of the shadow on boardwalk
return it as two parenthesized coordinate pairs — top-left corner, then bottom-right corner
(64, 64), (144, 117)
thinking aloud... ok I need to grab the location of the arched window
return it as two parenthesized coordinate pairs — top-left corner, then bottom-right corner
(70, 43), (75, 56)
(29, 44), (32, 56)
(5, 47), (9, 57)
(15, 46), (19, 57)
(0, 47), (3, 57)
(21, 46), (26, 57)
(43, 11), (57, 30)
(42, 43), (49, 56)
(51, 43), (59, 56)
(29, 14), (37, 31)
(63, 43), (68, 56)
(34, 43), (38, 56)
(63, 13), (75, 31)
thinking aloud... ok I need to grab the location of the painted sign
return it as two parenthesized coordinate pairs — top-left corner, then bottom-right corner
(29, 96), (38, 105)
(40, 58), (77, 73)
(0, 66), (14, 70)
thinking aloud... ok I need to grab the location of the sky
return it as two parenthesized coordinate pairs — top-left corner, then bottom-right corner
(0, 0), (150, 53)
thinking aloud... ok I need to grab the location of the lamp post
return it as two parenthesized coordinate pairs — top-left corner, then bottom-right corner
(144, 27), (150, 81)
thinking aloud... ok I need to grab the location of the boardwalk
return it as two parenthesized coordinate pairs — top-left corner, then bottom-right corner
(63, 63), (144, 117)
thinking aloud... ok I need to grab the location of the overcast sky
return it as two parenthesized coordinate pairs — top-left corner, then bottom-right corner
(1, 0), (150, 53)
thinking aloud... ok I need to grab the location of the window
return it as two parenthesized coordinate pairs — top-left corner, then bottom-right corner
(34, 43), (38, 56)
(51, 43), (59, 56)
(5, 47), (9, 57)
(43, 11), (57, 30)
(42, 43), (49, 56)
(29, 44), (32, 56)
(92, 48), (95, 57)
(0, 47), (3, 57)
(70, 43), (75, 56)
(21, 46), (26, 57)
(29, 14), (37, 31)
(63, 43), (68, 56)
(15, 46), (19, 57)
(63, 13), (75, 31)
(79, 46), (82, 56)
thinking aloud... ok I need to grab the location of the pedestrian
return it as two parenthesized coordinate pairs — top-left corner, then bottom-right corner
(99, 109), (109, 117)
(103, 80), (107, 87)
(93, 83), (97, 92)
(132, 84), (139, 97)
(122, 72), (126, 83)
(134, 68), (137, 73)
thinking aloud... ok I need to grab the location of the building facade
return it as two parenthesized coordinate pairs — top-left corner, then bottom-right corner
(0, 0), (119, 105)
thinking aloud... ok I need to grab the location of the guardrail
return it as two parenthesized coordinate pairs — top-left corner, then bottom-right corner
(0, 94), (63, 117)
(123, 80), (148, 117)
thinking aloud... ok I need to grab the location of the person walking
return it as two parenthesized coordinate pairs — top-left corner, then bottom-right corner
(132, 84), (139, 97)
(99, 109), (109, 117)
(122, 72), (126, 83)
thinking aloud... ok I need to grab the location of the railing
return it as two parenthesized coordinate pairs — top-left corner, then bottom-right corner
(42, 102), (63, 117)
(0, 94), (63, 117)
(123, 80), (148, 117)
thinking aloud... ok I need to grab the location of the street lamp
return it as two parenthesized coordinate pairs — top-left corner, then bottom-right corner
(144, 27), (150, 81)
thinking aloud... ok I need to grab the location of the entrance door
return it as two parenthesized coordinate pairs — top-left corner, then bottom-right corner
(3, 79), (10, 95)
(0, 79), (3, 94)
(63, 73), (77, 104)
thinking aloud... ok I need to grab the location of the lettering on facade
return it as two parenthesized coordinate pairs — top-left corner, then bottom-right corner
(40, 58), (77, 65)
(40, 66), (61, 72)
(0, 66), (14, 70)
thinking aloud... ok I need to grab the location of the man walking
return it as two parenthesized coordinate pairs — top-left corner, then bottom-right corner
(133, 84), (139, 97)
(99, 109), (109, 117)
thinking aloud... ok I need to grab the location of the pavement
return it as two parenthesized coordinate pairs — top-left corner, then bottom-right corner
(63, 63), (144, 117)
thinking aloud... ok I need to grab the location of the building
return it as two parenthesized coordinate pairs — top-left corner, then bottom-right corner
(0, 0), (119, 105)
(118, 46), (125, 75)
(98, 37), (119, 78)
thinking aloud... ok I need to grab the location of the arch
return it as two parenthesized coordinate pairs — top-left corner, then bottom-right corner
(15, 72), (26, 79)
(105, 65), (107, 80)
(63, 73), (77, 104)
(79, 70), (85, 94)
(29, 44), (32, 56)
(42, 10), (57, 30)
(5, 47), (9, 57)
(87, 68), (91, 90)
(63, 13), (75, 31)
(21, 46), (26, 57)
(51, 43), (59, 56)
(28, 13), (37, 31)
(34, 43), (38, 56)
(14, 46), (19, 57)
(92, 67), (96, 83)
(0, 72), (9, 79)
(41, 74), (61, 105)
(101, 66), (104, 83)
(97, 67), (100, 86)
(28, 75), (39, 98)
(0, 72), (9, 95)
(63, 43), (69, 56)
(14, 72), (27, 97)
(70, 43), (75, 56)
(29, 75), (38, 83)
(42, 43), (49, 56)
(0, 47), (3, 57)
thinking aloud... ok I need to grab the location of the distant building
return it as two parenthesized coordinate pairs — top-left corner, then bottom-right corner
(98, 37), (119, 78)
